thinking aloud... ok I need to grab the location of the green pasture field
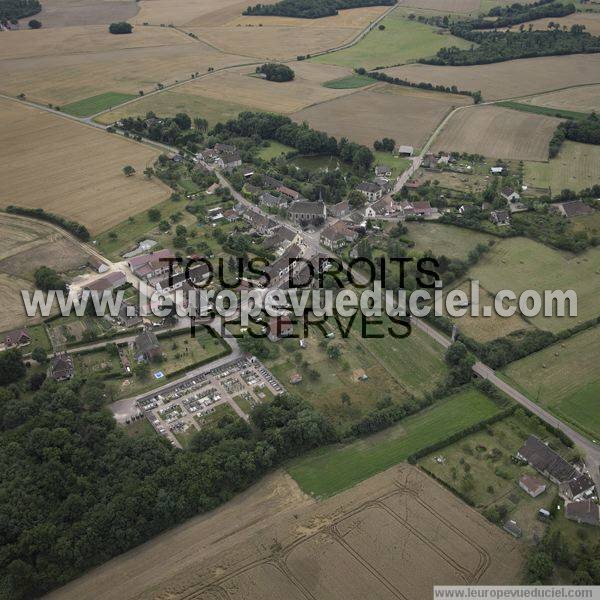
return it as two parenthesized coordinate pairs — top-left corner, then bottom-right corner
(372, 150), (410, 178)
(257, 140), (296, 160)
(467, 237), (600, 332)
(502, 326), (600, 440)
(62, 92), (137, 117)
(497, 101), (589, 121)
(311, 15), (471, 70)
(287, 387), (500, 498)
(525, 142), (600, 193)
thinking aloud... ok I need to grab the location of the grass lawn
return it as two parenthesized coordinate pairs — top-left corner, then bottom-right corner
(62, 92), (137, 117)
(322, 74), (375, 89)
(195, 402), (237, 427)
(266, 316), (447, 429)
(468, 237), (600, 333)
(497, 101), (589, 121)
(95, 90), (250, 127)
(257, 141), (295, 161)
(525, 141), (600, 193)
(405, 222), (496, 259)
(372, 150), (410, 178)
(24, 324), (52, 354)
(287, 387), (500, 498)
(419, 410), (574, 542)
(311, 15), (471, 70)
(502, 326), (600, 441)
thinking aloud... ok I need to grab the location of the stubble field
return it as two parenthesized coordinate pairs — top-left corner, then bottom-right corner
(382, 54), (600, 101)
(432, 105), (561, 161)
(0, 99), (169, 234)
(46, 466), (523, 600)
(396, 0), (480, 12)
(293, 83), (472, 148)
(520, 84), (600, 115)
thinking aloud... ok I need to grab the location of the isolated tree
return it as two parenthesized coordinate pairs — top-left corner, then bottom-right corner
(122, 165), (135, 177)
(109, 21), (133, 34)
(143, 167), (154, 179)
(193, 117), (208, 132)
(28, 19), (42, 28)
(31, 347), (48, 364)
(147, 208), (161, 222)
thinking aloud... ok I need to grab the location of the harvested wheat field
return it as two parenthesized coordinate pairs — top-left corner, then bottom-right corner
(186, 26), (355, 59)
(506, 12), (600, 35)
(181, 63), (357, 114)
(0, 99), (169, 234)
(382, 54), (600, 102)
(433, 105), (561, 161)
(396, 0), (480, 13)
(47, 466), (523, 600)
(18, 0), (138, 28)
(0, 42), (250, 106)
(0, 214), (89, 330)
(133, 0), (277, 26)
(0, 24), (192, 61)
(293, 84), (472, 148)
(521, 84), (600, 114)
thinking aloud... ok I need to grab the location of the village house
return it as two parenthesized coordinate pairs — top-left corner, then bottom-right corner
(222, 208), (239, 222)
(134, 330), (162, 362)
(242, 208), (278, 234)
(329, 200), (350, 219)
(84, 271), (127, 294)
(217, 150), (242, 171)
(516, 435), (578, 484)
(205, 182), (219, 195)
(374, 177), (392, 193)
(155, 263), (210, 293)
(320, 221), (359, 250)
(501, 187), (521, 203)
(259, 192), (287, 210)
(116, 301), (142, 328)
(355, 182), (383, 203)
(565, 500), (600, 526)
(365, 196), (396, 218)
(519, 474), (546, 498)
(400, 200), (434, 218)
(287, 200), (327, 225)
(128, 249), (176, 281)
(277, 185), (301, 201)
(421, 153), (438, 170)
(550, 200), (594, 218)
(3, 327), (31, 349)
(51, 353), (74, 381)
(490, 210), (511, 226)
(262, 225), (302, 254)
(559, 473), (596, 501)
(268, 315), (295, 342)
(263, 243), (303, 287)
(263, 174), (285, 189)
(375, 164), (392, 178)
(395, 145), (414, 157)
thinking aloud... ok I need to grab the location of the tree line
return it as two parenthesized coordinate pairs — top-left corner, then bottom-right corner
(0, 0), (40, 23)
(243, 0), (395, 19)
(467, 1), (575, 31)
(6, 206), (90, 241)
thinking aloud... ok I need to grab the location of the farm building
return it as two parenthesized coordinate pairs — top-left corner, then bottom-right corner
(365, 196), (396, 218)
(242, 208), (278, 234)
(128, 249), (176, 280)
(516, 435), (578, 484)
(218, 151), (242, 171)
(134, 330), (162, 362)
(400, 200), (434, 218)
(375, 165), (392, 177)
(88, 256), (109, 274)
(277, 185), (302, 201)
(3, 327), (31, 349)
(395, 145), (414, 157)
(84, 271), (127, 294)
(565, 500), (600, 526)
(51, 353), (74, 381)
(519, 474), (546, 498)
(503, 520), (522, 538)
(259, 192), (287, 209)
(262, 225), (301, 254)
(156, 263), (210, 293)
(550, 200), (594, 218)
(330, 200), (350, 218)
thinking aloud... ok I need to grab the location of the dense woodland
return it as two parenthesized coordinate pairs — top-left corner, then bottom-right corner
(468, 0), (575, 30)
(256, 63), (295, 82)
(423, 29), (600, 65)
(0, 0), (40, 22)
(243, 0), (395, 18)
(0, 380), (335, 599)
(549, 112), (600, 157)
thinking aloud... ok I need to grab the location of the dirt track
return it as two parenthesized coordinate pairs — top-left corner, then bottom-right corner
(47, 466), (524, 600)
